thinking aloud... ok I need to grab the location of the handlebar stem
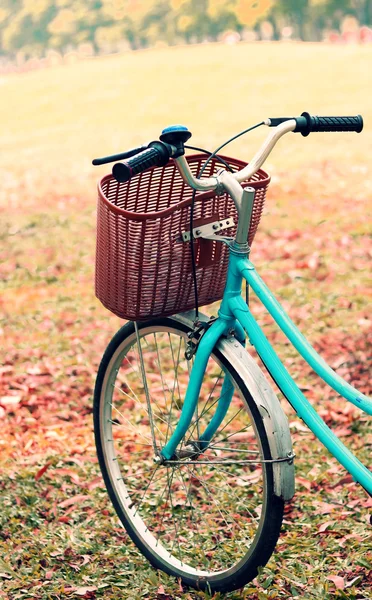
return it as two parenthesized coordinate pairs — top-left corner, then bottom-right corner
(217, 170), (245, 211)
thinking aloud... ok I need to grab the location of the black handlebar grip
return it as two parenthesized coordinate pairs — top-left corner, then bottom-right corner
(112, 142), (170, 182)
(295, 112), (363, 136)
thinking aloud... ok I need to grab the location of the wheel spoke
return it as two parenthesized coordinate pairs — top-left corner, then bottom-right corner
(95, 322), (279, 583)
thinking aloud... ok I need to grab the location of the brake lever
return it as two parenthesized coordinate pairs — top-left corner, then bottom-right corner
(92, 144), (148, 166)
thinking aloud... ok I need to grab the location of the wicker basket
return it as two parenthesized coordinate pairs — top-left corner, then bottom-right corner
(95, 154), (270, 321)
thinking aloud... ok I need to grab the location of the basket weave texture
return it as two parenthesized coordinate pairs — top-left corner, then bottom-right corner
(96, 154), (270, 321)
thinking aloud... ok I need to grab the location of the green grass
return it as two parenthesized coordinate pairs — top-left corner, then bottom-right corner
(0, 41), (371, 599)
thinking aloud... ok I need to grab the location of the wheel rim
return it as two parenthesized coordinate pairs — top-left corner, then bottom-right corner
(99, 324), (269, 578)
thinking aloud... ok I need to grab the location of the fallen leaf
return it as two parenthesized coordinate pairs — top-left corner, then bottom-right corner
(0, 395), (21, 406)
(327, 575), (345, 589)
(58, 516), (71, 524)
(35, 462), (52, 480)
(87, 476), (102, 490)
(49, 468), (80, 484)
(58, 494), (91, 508)
(318, 520), (333, 533)
(75, 586), (97, 596)
(331, 475), (354, 488)
(296, 476), (312, 491)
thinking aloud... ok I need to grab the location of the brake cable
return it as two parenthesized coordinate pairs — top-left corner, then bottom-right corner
(186, 121), (265, 324)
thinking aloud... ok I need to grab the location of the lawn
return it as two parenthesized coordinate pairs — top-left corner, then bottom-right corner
(0, 41), (371, 599)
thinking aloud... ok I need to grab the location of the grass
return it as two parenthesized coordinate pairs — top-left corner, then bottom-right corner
(0, 41), (371, 599)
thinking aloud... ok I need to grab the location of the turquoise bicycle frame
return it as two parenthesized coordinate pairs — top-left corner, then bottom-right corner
(160, 245), (372, 496)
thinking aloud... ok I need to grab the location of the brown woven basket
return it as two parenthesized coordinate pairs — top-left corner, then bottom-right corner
(95, 154), (270, 321)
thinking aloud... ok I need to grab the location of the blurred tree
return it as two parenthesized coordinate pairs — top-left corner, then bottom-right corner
(273, 0), (310, 40)
(324, 0), (372, 26)
(206, 0), (242, 39)
(1, 0), (57, 56)
(173, 0), (212, 43)
(232, 0), (274, 27)
(1, 0), (371, 59)
(142, 2), (178, 47)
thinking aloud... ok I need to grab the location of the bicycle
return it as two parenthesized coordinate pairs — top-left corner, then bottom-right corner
(92, 113), (371, 594)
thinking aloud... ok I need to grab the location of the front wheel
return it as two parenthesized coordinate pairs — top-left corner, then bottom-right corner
(93, 317), (284, 593)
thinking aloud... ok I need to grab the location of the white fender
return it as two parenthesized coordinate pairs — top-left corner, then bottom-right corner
(177, 312), (295, 501)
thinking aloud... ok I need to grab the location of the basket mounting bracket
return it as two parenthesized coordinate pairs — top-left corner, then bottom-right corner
(181, 216), (235, 242)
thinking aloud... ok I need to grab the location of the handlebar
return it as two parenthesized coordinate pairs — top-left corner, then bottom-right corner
(112, 141), (171, 182)
(268, 112), (363, 136)
(92, 112), (363, 191)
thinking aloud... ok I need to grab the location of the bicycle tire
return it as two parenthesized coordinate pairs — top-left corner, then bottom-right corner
(93, 317), (284, 593)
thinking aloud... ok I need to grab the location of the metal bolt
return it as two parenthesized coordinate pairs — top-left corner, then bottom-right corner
(212, 224), (219, 230)
(195, 229), (201, 236)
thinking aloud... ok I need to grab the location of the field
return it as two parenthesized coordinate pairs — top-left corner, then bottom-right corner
(0, 42), (371, 599)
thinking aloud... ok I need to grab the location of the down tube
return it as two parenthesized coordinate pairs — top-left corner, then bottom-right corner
(228, 295), (372, 495)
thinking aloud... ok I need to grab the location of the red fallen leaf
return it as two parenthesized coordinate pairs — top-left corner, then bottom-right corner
(296, 476), (312, 491)
(157, 584), (166, 595)
(58, 494), (90, 509)
(86, 476), (102, 491)
(346, 498), (360, 508)
(75, 586), (97, 596)
(35, 462), (52, 480)
(334, 427), (352, 437)
(45, 570), (53, 580)
(318, 520), (334, 533)
(60, 504), (84, 520)
(314, 502), (339, 515)
(331, 475), (354, 489)
(327, 575), (345, 589)
(49, 468), (80, 484)
(58, 516), (71, 524)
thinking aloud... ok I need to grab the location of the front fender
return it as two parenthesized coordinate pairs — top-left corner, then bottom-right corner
(177, 311), (295, 501)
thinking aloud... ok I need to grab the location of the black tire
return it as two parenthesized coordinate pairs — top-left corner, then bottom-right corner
(93, 317), (284, 593)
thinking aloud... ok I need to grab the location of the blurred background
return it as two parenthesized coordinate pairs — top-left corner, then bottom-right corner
(0, 2), (371, 598)
(1, 0), (372, 63)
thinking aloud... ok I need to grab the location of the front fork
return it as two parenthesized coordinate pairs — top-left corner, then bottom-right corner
(160, 247), (246, 461)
